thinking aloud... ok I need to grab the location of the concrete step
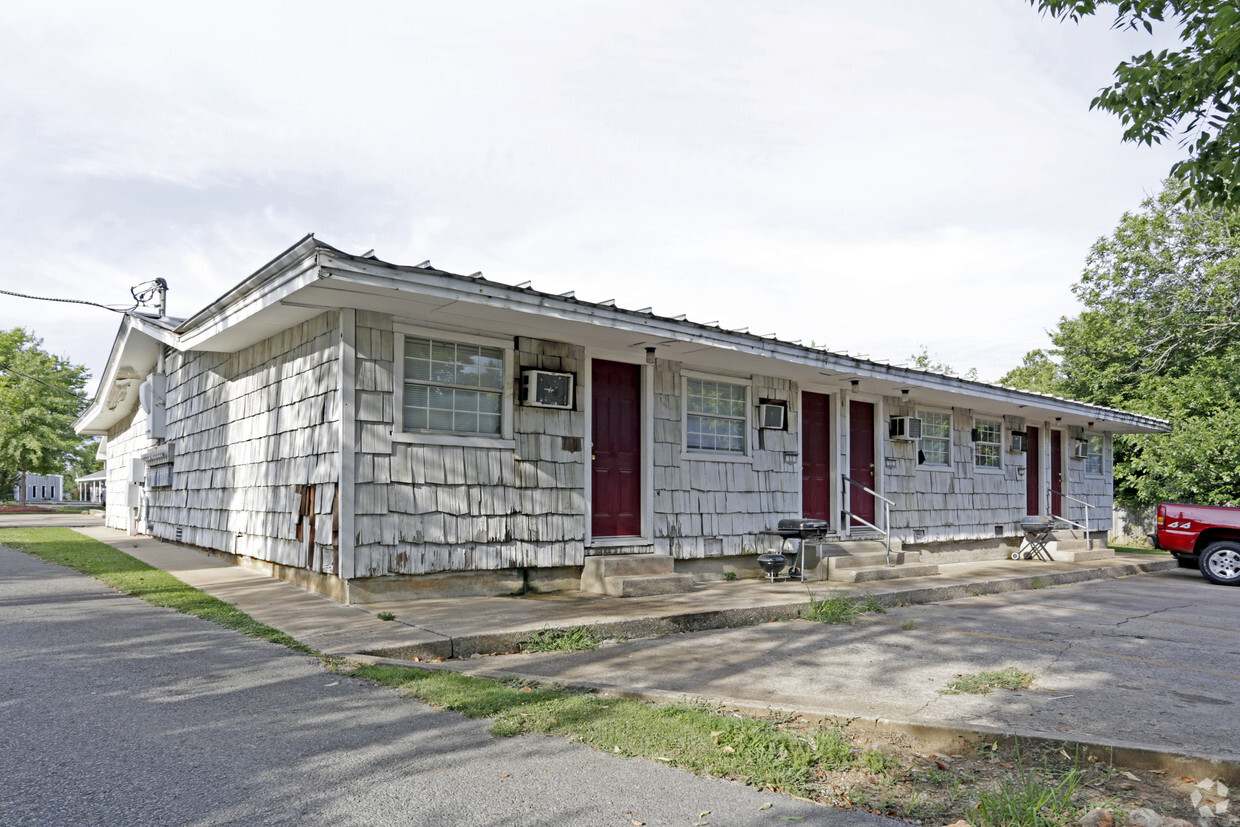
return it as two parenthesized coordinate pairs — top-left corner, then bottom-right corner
(1048, 538), (1091, 551)
(603, 573), (695, 597)
(809, 539), (902, 558)
(826, 550), (922, 570)
(828, 563), (940, 583)
(1050, 548), (1115, 563)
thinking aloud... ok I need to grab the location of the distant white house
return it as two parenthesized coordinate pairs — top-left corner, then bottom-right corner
(13, 473), (64, 502)
(74, 236), (1171, 603)
(75, 469), (107, 503)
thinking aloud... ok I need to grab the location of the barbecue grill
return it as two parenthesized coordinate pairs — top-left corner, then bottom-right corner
(757, 553), (788, 582)
(1014, 517), (1054, 561)
(763, 518), (831, 581)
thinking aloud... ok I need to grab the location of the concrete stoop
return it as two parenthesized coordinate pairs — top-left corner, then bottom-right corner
(580, 554), (694, 597)
(803, 541), (942, 583)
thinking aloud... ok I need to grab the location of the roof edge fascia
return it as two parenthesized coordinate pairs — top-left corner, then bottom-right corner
(316, 255), (1171, 434)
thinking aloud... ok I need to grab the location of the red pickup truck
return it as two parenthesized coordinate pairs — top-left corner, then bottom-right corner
(1154, 502), (1240, 586)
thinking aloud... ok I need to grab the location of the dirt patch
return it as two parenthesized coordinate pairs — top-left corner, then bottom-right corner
(0, 505), (53, 513)
(775, 715), (1234, 825)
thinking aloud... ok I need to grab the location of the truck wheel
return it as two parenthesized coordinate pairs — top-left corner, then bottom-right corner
(1198, 541), (1240, 586)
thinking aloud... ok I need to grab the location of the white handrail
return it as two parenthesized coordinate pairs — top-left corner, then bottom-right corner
(1048, 488), (1094, 550)
(842, 475), (893, 565)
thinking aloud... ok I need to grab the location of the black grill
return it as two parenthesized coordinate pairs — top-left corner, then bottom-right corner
(775, 518), (831, 538)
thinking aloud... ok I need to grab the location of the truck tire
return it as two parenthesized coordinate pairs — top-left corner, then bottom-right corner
(1198, 541), (1240, 586)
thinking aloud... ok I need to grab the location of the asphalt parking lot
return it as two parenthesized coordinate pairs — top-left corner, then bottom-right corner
(443, 567), (1240, 772)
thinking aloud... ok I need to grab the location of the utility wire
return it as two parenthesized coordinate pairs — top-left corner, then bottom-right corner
(0, 288), (135, 313)
(0, 362), (90, 401)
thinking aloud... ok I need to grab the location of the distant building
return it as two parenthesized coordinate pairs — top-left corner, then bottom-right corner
(14, 473), (64, 502)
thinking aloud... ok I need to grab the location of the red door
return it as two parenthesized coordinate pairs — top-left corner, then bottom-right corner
(848, 400), (875, 528)
(1050, 430), (1063, 518)
(1025, 426), (1041, 515)
(591, 359), (641, 537)
(802, 392), (831, 523)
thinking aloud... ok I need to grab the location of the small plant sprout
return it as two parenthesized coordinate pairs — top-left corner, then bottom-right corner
(377, 612), (396, 621)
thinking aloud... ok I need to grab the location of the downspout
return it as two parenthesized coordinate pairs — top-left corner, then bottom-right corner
(338, 308), (357, 592)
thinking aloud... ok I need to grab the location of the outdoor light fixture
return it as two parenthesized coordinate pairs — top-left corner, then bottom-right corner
(850, 379), (859, 387)
(645, 347), (657, 364)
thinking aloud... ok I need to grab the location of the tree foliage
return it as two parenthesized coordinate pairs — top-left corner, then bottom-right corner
(1001, 182), (1240, 507)
(1031, 1), (1240, 205)
(0, 329), (92, 504)
(907, 345), (979, 381)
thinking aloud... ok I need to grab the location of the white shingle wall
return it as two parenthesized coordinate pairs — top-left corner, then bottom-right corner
(652, 361), (800, 558)
(132, 313), (341, 565)
(351, 321), (588, 576)
(883, 396), (1112, 543)
(104, 403), (156, 531)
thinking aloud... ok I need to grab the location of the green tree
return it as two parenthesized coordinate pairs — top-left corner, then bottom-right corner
(907, 345), (979, 380)
(0, 329), (92, 505)
(1030, 1), (1240, 205)
(1003, 182), (1240, 507)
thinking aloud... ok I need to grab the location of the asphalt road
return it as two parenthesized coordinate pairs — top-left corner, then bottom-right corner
(0, 547), (894, 827)
(445, 567), (1240, 769)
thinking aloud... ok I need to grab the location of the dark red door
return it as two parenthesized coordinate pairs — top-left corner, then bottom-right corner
(848, 400), (875, 527)
(1025, 426), (1041, 515)
(802, 392), (831, 523)
(592, 359), (641, 537)
(1050, 430), (1063, 517)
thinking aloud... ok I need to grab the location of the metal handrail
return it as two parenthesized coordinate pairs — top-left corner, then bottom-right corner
(842, 475), (894, 565)
(1048, 488), (1093, 550)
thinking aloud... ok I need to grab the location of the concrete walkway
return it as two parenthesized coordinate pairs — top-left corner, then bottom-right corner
(12, 517), (1234, 783)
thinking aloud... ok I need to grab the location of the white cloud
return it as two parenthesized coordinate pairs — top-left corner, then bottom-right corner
(0, 0), (1187, 395)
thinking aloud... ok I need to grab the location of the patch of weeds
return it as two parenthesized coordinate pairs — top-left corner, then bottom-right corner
(859, 748), (899, 776)
(519, 624), (601, 652)
(803, 591), (885, 625)
(975, 763), (1092, 827)
(0, 527), (313, 654)
(377, 612), (396, 621)
(351, 664), (818, 795)
(812, 725), (855, 769)
(723, 571), (738, 581)
(941, 667), (1035, 695)
(1029, 577), (1049, 589)
(900, 620), (916, 630)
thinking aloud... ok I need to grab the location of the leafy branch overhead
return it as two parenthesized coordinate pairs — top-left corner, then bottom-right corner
(999, 182), (1240, 508)
(1031, 1), (1240, 206)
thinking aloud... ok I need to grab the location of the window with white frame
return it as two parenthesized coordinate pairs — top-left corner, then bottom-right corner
(685, 377), (747, 454)
(1085, 434), (1104, 475)
(400, 335), (505, 436)
(973, 418), (1002, 470)
(918, 410), (951, 466)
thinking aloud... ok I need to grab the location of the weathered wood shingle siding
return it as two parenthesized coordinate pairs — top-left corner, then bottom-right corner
(652, 362), (799, 558)
(350, 319), (588, 576)
(139, 313), (340, 564)
(883, 395), (1113, 542)
(104, 405), (158, 531)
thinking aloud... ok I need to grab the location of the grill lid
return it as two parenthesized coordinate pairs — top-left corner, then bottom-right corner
(777, 518), (830, 535)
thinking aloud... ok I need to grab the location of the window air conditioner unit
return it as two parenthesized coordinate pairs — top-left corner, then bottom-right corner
(1073, 439), (1090, 459)
(889, 416), (922, 441)
(758, 403), (786, 430)
(521, 370), (575, 409)
(1009, 431), (1028, 452)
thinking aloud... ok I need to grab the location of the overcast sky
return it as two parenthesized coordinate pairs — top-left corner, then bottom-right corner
(0, 1), (1184, 396)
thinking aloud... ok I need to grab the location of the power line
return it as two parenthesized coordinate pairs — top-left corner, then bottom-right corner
(0, 288), (135, 313)
(0, 362), (90, 400)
